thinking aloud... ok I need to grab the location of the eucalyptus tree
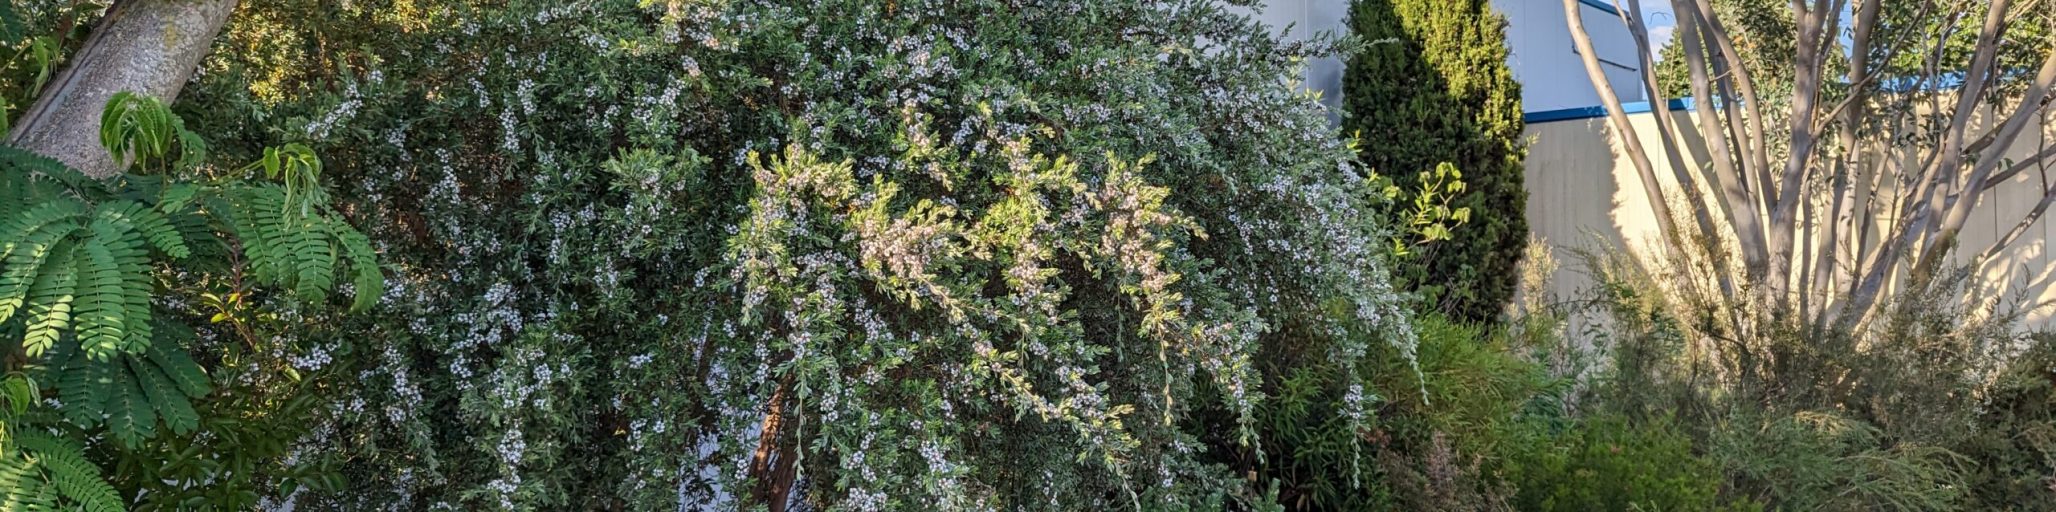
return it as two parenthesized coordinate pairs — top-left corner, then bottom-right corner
(1563, 0), (2056, 333)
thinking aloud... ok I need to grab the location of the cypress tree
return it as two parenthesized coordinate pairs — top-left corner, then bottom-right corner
(1343, 0), (1528, 323)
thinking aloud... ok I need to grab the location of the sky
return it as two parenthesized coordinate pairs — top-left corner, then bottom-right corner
(1644, 7), (1679, 61)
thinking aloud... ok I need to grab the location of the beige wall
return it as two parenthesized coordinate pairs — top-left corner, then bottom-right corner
(1524, 109), (2056, 326)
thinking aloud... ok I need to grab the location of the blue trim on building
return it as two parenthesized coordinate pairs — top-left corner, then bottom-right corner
(1578, 0), (1622, 16)
(1524, 98), (1695, 124)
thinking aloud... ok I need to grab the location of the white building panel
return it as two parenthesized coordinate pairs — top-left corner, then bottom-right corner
(1255, 0), (1648, 116)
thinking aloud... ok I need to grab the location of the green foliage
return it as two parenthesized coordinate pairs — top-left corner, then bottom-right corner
(1551, 242), (2004, 512)
(1652, 0), (1796, 99)
(1384, 162), (1472, 258)
(0, 0), (75, 135)
(0, 85), (381, 511)
(1505, 414), (1747, 512)
(174, 0), (1421, 509)
(0, 150), (166, 361)
(1712, 411), (1967, 511)
(1343, 0), (1527, 323)
(0, 429), (123, 512)
(1252, 315), (1539, 510)
(40, 322), (214, 448)
(1950, 335), (2056, 510)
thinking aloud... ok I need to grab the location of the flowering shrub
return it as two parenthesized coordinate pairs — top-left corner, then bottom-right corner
(168, 0), (1417, 509)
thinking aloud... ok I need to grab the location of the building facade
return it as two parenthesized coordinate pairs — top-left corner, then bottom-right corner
(1254, 0), (1647, 117)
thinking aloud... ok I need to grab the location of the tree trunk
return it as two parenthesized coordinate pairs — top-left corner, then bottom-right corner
(1560, 0), (1682, 253)
(6, 0), (239, 178)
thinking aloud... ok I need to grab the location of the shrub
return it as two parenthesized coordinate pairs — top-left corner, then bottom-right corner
(1505, 414), (1745, 512)
(177, 0), (1419, 509)
(1342, 0), (1528, 323)
(1958, 335), (2056, 510)
(1712, 410), (1966, 511)
(1564, 243), (1980, 512)
(1251, 315), (1538, 510)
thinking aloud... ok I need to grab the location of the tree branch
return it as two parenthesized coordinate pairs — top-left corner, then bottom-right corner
(1562, 0), (1685, 251)
(7, 0), (241, 178)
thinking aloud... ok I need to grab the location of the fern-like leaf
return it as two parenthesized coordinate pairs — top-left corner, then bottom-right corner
(144, 334), (210, 399)
(0, 199), (86, 264)
(129, 355), (198, 436)
(0, 146), (104, 201)
(0, 203), (86, 325)
(72, 241), (128, 360)
(0, 452), (58, 511)
(155, 183), (200, 215)
(333, 220), (383, 312)
(224, 188), (290, 285)
(291, 216), (336, 303)
(103, 223), (151, 356)
(57, 350), (110, 427)
(104, 371), (156, 448)
(12, 430), (121, 512)
(75, 211), (154, 356)
(102, 201), (188, 259)
(19, 240), (78, 357)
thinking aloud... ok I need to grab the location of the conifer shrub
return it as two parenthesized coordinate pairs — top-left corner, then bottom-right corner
(1342, 0), (1528, 323)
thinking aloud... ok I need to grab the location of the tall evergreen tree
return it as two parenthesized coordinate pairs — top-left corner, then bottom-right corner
(1343, 0), (1528, 323)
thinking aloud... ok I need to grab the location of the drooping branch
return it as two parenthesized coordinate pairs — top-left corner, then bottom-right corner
(6, 0), (239, 178)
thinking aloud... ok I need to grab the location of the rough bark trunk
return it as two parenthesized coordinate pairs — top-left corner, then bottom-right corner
(6, 0), (239, 178)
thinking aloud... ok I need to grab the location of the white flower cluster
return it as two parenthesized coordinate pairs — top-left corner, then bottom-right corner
(306, 81), (364, 141)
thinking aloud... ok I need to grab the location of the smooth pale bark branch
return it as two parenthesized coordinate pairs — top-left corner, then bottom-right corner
(1570, 0), (2055, 331)
(1622, 0), (1747, 304)
(1622, 1), (1728, 247)
(1765, 0), (1832, 307)
(1927, 48), (2056, 266)
(6, 0), (240, 178)
(1981, 144), (2056, 192)
(1678, 4), (1769, 280)
(1917, 0), (2011, 228)
(1982, 174), (2056, 264)
(1818, 0), (1881, 323)
(1843, 0), (2020, 327)
(1814, 0), (1926, 136)
(1680, 0), (1774, 225)
(1561, 0), (1684, 251)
